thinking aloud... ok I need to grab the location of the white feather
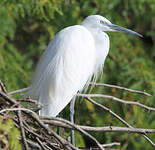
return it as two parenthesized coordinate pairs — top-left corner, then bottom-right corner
(26, 15), (111, 117)
(26, 25), (96, 116)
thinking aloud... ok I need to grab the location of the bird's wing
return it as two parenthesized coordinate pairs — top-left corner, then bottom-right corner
(26, 25), (96, 116)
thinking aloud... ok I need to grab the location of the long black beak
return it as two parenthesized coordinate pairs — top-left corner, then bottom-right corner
(107, 24), (143, 38)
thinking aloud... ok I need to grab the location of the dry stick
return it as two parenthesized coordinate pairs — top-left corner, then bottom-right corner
(0, 92), (78, 150)
(42, 119), (155, 134)
(77, 93), (155, 111)
(0, 91), (19, 105)
(17, 99), (43, 107)
(24, 125), (56, 149)
(43, 117), (104, 150)
(26, 140), (41, 150)
(1, 109), (76, 150)
(42, 118), (155, 150)
(22, 118), (61, 150)
(8, 82), (151, 97)
(81, 148), (119, 150)
(22, 111), (78, 150)
(36, 137), (48, 150)
(0, 79), (7, 93)
(102, 142), (120, 147)
(85, 97), (155, 147)
(89, 82), (151, 96)
(1, 89), (154, 148)
(17, 108), (29, 150)
(0, 92), (104, 150)
(43, 144), (54, 150)
(0, 108), (37, 114)
(13, 114), (61, 150)
(3, 108), (60, 150)
(8, 87), (29, 95)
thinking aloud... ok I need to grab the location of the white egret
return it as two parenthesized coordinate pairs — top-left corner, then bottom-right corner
(26, 15), (142, 144)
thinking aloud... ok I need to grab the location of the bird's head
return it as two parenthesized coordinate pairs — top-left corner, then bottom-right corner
(81, 15), (143, 37)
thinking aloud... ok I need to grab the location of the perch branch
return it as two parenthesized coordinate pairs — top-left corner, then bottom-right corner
(89, 82), (151, 96)
(77, 93), (155, 111)
(43, 117), (104, 150)
(85, 97), (155, 147)
(102, 142), (120, 147)
(0, 91), (78, 150)
(42, 119), (155, 134)
(8, 87), (29, 95)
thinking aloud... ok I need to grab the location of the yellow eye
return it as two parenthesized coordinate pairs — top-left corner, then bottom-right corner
(100, 20), (104, 24)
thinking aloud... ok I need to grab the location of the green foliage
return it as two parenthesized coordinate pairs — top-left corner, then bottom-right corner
(0, 117), (21, 150)
(0, 0), (155, 149)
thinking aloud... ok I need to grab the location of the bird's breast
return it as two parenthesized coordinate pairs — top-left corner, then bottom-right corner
(94, 31), (110, 66)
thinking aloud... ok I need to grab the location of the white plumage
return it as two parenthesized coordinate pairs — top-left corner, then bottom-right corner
(26, 15), (142, 117)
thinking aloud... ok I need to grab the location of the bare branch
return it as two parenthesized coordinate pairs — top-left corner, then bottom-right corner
(42, 119), (155, 134)
(89, 82), (151, 96)
(43, 117), (104, 150)
(36, 137), (48, 150)
(0, 108), (37, 114)
(0, 91), (78, 150)
(17, 108), (29, 150)
(84, 97), (155, 147)
(26, 140), (41, 150)
(77, 93), (155, 111)
(17, 98), (43, 107)
(8, 87), (29, 95)
(0, 80), (154, 150)
(102, 142), (120, 147)
(0, 79), (7, 93)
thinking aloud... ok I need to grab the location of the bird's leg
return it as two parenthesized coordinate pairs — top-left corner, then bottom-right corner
(70, 97), (76, 145)
(56, 114), (60, 135)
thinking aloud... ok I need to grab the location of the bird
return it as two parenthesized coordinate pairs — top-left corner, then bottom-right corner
(25, 15), (142, 144)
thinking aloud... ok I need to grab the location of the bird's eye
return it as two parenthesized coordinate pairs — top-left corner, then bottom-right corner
(100, 20), (104, 24)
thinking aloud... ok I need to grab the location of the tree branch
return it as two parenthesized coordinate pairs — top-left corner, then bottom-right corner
(89, 82), (151, 96)
(0, 80), (154, 150)
(17, 108), (29, 150)
(8, 87), (29, 95)
(84, 97), (155, 147)
(42, 119), (155, 134)
(77, 93), (155, 111)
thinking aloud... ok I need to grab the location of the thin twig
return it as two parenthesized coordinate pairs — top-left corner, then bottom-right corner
(45, 117), (105, 150)
(0, 91), (78, 150)
(0, 91), (19, 105)
(80, 148), (119, 150)
(8, 87), (29, 95)
(86, 97), (132, 127)
(42, 119), (155, 134)
(36, 137), (48, 150)
(102, 142), (120, 147)
(89, 82), (151, 96)
(17, 98), (43, 107)
(24, 125), (60, 150)
(0, 80), (7, 93)
(7, 82), (151, 96)
(0, 108), (37, 114)
(77, 93), (155, 111)
(24, 110), (78, 150)
(85, 97), (155, 147)
(6, 105), (101, 149)
(17, 108), (29, 150)
(26, 140), (41, 150)
(0, 87), (155, 149)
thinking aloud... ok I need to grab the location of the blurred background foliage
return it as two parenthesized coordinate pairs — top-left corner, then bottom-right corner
(0, 0), (155, 149)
